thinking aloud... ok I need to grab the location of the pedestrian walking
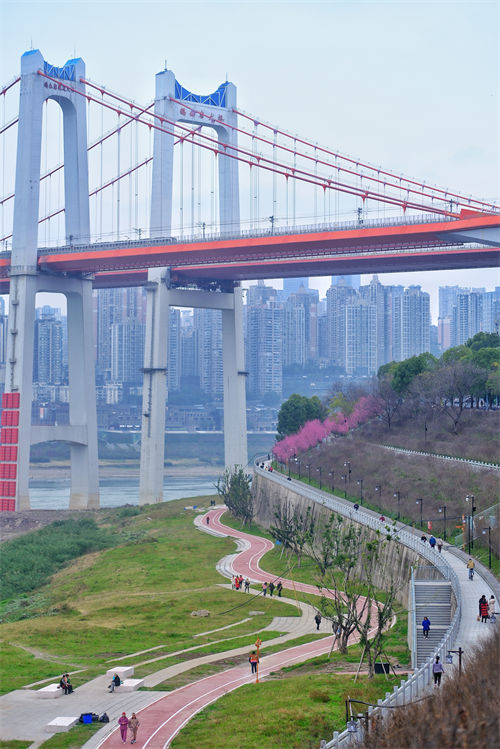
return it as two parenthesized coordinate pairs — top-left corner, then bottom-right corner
(479, 595), (489, 622)
(353, 503), (359, 511)
(437, 538), (444, 553)
(276, 581), (282, 597)
(422, 616), (431, 638)
(269, 581), (275, 597)
(433, 656), (444, 686)
(429, 535), (436, 550)
(488, 595), (496, 621)
(118, 713), (128, 744)
(235, 576), (240, 591)
(205, 515), (210, 525)
(249, 651), (258, 674)
(128, 713), (140, 744)
(262, 582), (268, 596)
(420, 534), (427, 543)
(244, 578), (250, 593)
(314, 612), (322, 630)
(239, 575), (244, 590)
(467, 558), (475, 580)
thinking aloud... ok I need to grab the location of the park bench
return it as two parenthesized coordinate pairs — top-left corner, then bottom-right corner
(105, 666), (134, 680)
(114, 678), (144, 692)
(46, 716), (79, 733)
(36, 684), (63, 699)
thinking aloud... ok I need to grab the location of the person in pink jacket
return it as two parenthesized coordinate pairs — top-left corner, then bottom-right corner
(118, 712), (128, 744)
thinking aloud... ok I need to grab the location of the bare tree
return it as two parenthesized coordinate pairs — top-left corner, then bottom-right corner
(313, 514), (367, 655)
(431, 361), (486, 434)
(314, 515), (402, 672)
(376, 376), (402, 430)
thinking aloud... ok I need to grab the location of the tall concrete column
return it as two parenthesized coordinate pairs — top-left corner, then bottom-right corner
(150, 69), (175, 238)
(2, 50), (98, 511)
(216, 83), (240, 234)
(66, 280), (99, 509)
(139, 270), (169, 504)
(222, 285), (248, 468)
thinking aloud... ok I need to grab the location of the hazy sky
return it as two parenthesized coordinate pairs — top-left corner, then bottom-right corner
(1, 0), (498, 320)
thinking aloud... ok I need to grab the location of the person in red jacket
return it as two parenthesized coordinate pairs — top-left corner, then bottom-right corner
(479, 595), (489, 622)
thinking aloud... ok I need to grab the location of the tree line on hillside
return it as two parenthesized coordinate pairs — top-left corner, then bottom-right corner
(276, 332), (500, 441)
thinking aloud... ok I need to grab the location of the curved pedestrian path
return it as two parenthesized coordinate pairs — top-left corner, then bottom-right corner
(90, 507), (376, 749)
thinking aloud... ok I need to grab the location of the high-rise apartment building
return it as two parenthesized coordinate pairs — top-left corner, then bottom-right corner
(34, 306), (64, 384)
(194, 308), (223, 396)
(326, 280), (357, 370)
(111, 320), (145, 384)
(168, 308), (181, 392)
(246, 286), (283, 397)
(392, 286), (430, 360)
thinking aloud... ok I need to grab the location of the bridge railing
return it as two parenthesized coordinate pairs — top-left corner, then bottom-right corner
(253, 463), (463, 748)
(27, 211), (457, 254)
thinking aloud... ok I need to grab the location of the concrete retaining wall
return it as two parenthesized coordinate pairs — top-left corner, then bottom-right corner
(253, 471), (429, 609)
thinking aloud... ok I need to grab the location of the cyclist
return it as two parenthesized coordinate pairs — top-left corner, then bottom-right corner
(467, 558), (475, 580)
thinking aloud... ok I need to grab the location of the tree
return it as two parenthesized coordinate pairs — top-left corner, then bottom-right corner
(375, 375), (402, 430)
(277, 393), (326, 439)
(350, 527), (402, 678)
(215, 466), (253, 525)
(315, 516), (402, 674)
(313, 514), (364, 654)
(391, 353), (437, 394)
(270, 499), (296, 558)
(465, 331), (500, 351)
(431, 360), (486, 434)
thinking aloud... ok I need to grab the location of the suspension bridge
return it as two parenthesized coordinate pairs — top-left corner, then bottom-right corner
(0, 49), (498, 512)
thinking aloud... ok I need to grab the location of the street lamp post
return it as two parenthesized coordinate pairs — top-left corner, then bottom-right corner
(328, 470), (334, 493)
(482, 526), (492, 569)
(344, 461), (352, 483)
(341, 474), (347, 498)
(305, 464), (311, 484)
(438, 505), (447, 540)
(393, 491), (400, 520)
(295, 458), (301, 480)
(416, 498), (423, 528)
(357, 479), (363, 504)
(316, 466), (322, 490)
(465, 495), (476, 551)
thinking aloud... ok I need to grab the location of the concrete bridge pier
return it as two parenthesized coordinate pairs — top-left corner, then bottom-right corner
(139, 269), (170, 505)
(139, 281), (248, 505)
(2, 50), (99, 511)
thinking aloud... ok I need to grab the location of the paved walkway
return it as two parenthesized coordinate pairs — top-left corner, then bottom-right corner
(86, 509), (376, 749)
(1, 500), (495, 748)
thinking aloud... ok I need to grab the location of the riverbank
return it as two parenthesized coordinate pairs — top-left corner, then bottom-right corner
(29, 461), (221, 481)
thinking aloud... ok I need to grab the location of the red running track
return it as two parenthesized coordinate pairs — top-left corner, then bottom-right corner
(97, 508), (373, 748)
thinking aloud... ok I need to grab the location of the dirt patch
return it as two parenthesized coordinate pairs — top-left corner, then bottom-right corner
(0, 510), (84, 543)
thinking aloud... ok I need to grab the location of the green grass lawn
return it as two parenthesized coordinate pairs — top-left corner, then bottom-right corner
(0, 501), (300, 693)
(171, 672), (401, 749)
(38, 723), (101, 749)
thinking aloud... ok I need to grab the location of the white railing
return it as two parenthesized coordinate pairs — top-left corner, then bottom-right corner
(253, 463), (463, 748)
(29, 211), (458, 254)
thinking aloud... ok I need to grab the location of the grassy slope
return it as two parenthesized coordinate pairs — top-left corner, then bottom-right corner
(284, 409), (499, 565)
(0, 501), (298, 694)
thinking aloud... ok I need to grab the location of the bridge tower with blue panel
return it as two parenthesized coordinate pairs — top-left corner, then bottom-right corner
(3, 50), (99, 510)
(139, 68), (247, 504)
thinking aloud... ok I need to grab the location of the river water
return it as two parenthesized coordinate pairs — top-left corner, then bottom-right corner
(28, 475), (220, 510)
